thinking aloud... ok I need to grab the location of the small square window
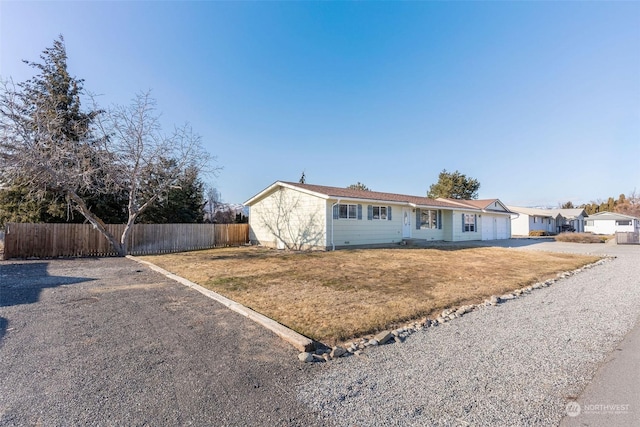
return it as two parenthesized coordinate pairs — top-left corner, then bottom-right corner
(339, 204), (357, 219)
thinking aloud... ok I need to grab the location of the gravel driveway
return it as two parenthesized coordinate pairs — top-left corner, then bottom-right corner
(0, 258), (321, 426)
(297, 240), (640, 426)
(1, 240), (637, 426)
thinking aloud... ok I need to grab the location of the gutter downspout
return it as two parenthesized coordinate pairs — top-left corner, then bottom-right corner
(331, 199), (341, 251)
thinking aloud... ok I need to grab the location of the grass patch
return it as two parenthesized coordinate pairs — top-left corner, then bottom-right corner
(141, 246), (601, 345)
(555, 232), (609, 243)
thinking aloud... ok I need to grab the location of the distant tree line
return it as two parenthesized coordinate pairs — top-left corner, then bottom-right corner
(561, 191), (640, 217)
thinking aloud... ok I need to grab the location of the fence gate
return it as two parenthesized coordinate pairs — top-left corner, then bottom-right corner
(616, 232), (640, 245)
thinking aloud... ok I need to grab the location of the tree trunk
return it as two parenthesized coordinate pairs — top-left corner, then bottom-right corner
(119, 215), (137, 256)
(66, 191), (127, 256)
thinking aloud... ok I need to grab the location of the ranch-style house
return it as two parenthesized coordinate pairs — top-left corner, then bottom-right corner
(244, 181), (513, 250)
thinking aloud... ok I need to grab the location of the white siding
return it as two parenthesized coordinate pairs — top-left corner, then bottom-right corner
(412, 227), (446, 241)
(412, 208), (445, 241)
(249, 187), (327, 249)
(585, 219), (637, 235)
(511, 214), (554, 235)
(328, 202), (404, 247)
(510, 214), (531, 236)
(450, 211), (481, 242)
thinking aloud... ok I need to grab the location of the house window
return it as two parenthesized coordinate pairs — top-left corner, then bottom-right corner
(463, 214), (476, 232)
(533, 217), (537, 223)
(339, 204), (357, 219)
(420, 209), (438, 229)
(586, 220), (594, 226)
(616, 220), (631, 226)
(372, 206), (387, 220)
(366, 205), (392, 221)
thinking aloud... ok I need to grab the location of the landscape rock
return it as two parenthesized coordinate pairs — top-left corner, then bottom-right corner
(331, 346), (347, 358)
(298, 352), (314, 363)
(374, 331), (393, 345)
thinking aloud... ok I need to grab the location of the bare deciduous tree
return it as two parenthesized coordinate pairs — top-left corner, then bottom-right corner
(94, 91), (214, 253)
(204, 184), (222, 223)
(0, 37), (215, 255)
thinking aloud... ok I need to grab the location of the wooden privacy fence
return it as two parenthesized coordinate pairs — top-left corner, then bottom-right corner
(616, 231), (639, 245)
(2, 223), (249, 259)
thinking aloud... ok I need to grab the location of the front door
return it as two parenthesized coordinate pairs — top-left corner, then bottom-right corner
(402, 208), (412, 238)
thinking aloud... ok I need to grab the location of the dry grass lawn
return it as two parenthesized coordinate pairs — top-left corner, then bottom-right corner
(141, 246), (600, 345)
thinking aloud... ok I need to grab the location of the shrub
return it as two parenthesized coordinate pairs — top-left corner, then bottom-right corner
(554, 232), (605, 243)
(529, 230), (548, 237)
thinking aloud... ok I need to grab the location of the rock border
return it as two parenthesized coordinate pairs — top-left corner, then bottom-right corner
(298, 257), (613, 363)
(127, 256), (316, 352)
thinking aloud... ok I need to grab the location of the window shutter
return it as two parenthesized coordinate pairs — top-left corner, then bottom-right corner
(438, 210), (442, 229)
(462, 213), (465, 232)
(367, 205), (373, 220)
(388, 206), (392, 221)
(474, 214), (477, 232)
(416, 209), (421, 230)
(357, 204), (362, 220)
(333, 204), (339, 220)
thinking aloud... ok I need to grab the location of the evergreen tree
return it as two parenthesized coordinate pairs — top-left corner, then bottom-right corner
(0, 185), (67, 226)
(347, 182), (371, 191)
(427, 169), (480, 199)
(560, 201), (574, 209)
(138, 165), (204, 223)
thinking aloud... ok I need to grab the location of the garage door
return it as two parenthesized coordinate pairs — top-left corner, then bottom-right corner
(482, 217), (495, 240)
(496, 217), (509, 239)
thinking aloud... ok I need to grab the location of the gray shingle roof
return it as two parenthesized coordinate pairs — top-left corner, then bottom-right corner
(281, 182), (462, 208)
(587, 212), (640, 221)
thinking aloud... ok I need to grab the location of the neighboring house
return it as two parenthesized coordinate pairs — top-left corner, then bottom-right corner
(584, 212), (640, 235)
(507, 206), (588, 235)
(552, 208), (588, 233)
(508, 206), (562, 236)
(244, 181), (513, 250)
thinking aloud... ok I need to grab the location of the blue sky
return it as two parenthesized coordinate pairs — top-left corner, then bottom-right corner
(1, 1), (639, 207)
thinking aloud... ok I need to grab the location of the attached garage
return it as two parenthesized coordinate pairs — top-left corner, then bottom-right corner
(481, 216), (511, 240)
